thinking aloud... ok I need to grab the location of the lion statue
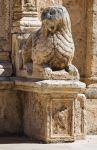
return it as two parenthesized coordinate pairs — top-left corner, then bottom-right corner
(27, 5), (80, 80)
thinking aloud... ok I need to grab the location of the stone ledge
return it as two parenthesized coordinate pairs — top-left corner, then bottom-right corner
(14, 79), (86, 93)
(0, 77), (14, 90)
(0, 77), (86, 93)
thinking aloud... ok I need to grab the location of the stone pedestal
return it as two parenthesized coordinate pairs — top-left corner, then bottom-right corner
(21, 80), (86, 143)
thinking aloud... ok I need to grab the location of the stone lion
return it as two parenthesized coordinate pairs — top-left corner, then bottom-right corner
(31, 5), (80, 80)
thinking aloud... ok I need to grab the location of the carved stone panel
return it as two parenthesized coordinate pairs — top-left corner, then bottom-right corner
(50, 99), (74, 138)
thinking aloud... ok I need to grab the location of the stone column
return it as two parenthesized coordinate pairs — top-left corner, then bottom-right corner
(85, 0), (97, 134)
(85, 0), (97, 84)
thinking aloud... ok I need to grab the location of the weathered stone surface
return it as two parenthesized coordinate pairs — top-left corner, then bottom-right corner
(23, 80), (86, 143)
(0, 90), (22, 135)
(87, 99), (97, 134)
(85, 84), (97, 134)
(62, 0), (86, 77)
(12, 0), (41, 77)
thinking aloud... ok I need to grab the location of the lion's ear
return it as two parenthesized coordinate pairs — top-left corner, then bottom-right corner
(57, 7), (63, 15)
(41, 11), (46, 20)
(41, 9), (47, 20)
(41, 8), (50, 21)
(58, 7), (63, 12)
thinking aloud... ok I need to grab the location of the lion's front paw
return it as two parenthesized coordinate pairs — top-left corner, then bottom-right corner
(65, 65), (80, 80)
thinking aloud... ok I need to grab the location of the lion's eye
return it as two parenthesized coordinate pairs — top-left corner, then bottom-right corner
(49, 9), (56, 15)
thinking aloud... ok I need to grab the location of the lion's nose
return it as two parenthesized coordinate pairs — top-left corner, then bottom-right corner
(51, 26), (54, 30)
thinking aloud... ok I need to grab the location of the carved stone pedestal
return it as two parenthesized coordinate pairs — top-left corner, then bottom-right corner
(22, 80), (86, 143)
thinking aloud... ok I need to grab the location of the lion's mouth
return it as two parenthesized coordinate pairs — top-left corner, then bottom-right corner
(48, 25), (56, 33)
(50, 26), (55, 32)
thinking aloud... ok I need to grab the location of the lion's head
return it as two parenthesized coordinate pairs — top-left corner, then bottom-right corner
(41, 5), (75, 67)
(41, 5), (72, 35)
